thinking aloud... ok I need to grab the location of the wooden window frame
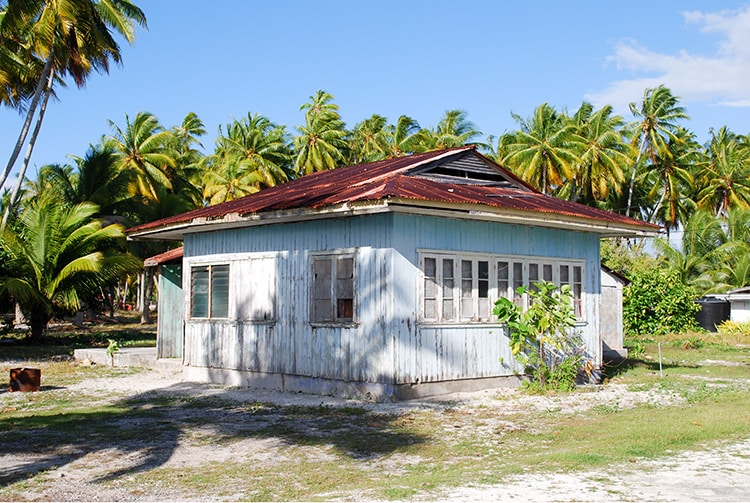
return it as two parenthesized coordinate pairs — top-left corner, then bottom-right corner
(310, 252), (357, 326)
(420, 251), (586, 324)
(190, 263), (230, 319)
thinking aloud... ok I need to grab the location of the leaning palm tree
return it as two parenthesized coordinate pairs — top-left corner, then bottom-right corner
(0, 195), (141, 340)
(626, 85), (688, 217)
(0, 0), (147, 203)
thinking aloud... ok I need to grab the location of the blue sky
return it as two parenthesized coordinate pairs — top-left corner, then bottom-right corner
(3, 1), (750, 190)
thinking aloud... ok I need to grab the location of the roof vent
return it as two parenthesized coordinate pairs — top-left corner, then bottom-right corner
(409, 153), (520, 187)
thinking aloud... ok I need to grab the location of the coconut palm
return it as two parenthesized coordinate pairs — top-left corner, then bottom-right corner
(383, 115), (422, 157)
(412, 109), (483, 152)
(0, 195), (141, 340)
(106, 111), (175, 201)
(0, 0), (147, 197)
(695, 128), (750, 218)
(500, 103), (581, 195)
(626, 85), (688, 216)
(565, 102), (631, 205)
(211, 112), (292, 190)
(348, 114), (390, 163)
(202, 157), (264, 205)
(294, 90), (348, 176)
(647, 127), (699, 233)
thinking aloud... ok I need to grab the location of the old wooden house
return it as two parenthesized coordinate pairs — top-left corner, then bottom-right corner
(127, 147), (658, 399)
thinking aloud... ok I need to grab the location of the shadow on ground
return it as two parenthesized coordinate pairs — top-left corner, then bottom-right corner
(0, 383), (428, 488)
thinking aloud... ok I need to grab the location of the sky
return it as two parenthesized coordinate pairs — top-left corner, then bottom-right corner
(3, 0), (750, 191)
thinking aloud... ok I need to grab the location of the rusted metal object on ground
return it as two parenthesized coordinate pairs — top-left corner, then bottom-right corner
(9, 367), (41, 392)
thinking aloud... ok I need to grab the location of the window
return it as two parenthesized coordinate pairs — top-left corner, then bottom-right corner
(191, 264), (229, 318)
(311, 254), (355, 324)
(420, 251), (585, 323)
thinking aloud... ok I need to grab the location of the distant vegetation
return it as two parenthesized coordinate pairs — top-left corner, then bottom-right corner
(2, 2), (750, 338)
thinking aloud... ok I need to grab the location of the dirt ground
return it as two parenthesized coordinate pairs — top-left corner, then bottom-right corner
(2, 365), (749, 502)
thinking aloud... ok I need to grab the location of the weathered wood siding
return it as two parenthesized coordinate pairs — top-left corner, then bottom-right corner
(181, 211), (601, 386)
(183, 215), (396, 384)
(157, 264), (183, 359)
(390, 213), (601, 383)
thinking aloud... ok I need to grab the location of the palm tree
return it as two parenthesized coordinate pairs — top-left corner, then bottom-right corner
(0, 0), (147, 201)
(164, 112), (207, 208)
(0, 195), (141, 340)
(566, 102), (631, 205)
(383, 115), (422, 157)
(412, 109), (483, 152)
(695, 127), (750, 217)
(348, 114), (390, 163)
(202, 157), (264, 205)
(647, 127), (699, 233)
(626, 85), (688, 217)
(211, 112), (292, 191)
(294, 90), (348, 176)
(500, 103), (581, 195)
(106, 111), (176, 201)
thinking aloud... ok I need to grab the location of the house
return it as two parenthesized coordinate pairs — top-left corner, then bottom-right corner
(127, 147), (659, 400)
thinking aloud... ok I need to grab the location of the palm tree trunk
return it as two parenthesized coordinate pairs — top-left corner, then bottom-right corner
(0, 53), (54, 191)
(626, 143), (643, 218)
(1, 69), (54, 230)
(140, 270), (154, 324)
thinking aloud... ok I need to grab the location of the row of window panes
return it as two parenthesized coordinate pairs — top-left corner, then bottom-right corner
(191, 255), (355, 323)
(423, 255), (583, 323)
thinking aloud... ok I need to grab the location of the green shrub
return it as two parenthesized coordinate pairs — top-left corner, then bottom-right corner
(623, 269), (700, 336)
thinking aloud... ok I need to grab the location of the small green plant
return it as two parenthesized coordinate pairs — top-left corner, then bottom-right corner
(106, 338), (120, 366)
(493, 280), (583, 390)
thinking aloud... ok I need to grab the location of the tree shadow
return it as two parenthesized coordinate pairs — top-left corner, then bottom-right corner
(601, 357), (693, 380)
(0, 383), (429, 488)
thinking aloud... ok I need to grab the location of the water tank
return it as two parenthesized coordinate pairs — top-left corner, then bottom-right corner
(694, 297), (730, 332)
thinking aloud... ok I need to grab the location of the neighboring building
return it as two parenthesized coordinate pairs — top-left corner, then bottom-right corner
(127, 147), (659, 400)
(600, 265), (628, 361)
(727, 288), (750, 322)
(144, 247), (184, 359)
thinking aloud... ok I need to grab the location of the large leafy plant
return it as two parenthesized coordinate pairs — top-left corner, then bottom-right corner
(493, 280), (581, 390)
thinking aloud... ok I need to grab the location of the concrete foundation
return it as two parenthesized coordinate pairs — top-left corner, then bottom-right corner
(182, 365), (523, 402)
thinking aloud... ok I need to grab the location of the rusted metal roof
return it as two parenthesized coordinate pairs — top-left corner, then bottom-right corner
(143, 246), (184, 267)
(127, 147), (660, 239)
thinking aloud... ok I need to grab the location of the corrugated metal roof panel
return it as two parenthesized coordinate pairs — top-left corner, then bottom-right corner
(127, 147), (659, 238)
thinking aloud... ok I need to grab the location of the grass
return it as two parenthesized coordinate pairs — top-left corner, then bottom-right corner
(0, 312), (156, 361)
(0, 325), (749, 500)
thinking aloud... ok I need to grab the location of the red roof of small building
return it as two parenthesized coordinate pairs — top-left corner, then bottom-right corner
(127, 147), (660, 240)
(143, 246), (184, 267)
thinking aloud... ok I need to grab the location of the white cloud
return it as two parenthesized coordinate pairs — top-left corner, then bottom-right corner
(585, 5), (750, 114)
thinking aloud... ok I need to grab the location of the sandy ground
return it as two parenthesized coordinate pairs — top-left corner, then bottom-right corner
(2, 365), (749, 502)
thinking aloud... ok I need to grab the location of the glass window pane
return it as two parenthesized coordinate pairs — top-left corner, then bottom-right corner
(497, 261), (509, 298)
(442, 298), (454, 319)
(560, 265), (569, 284)
(461, 260), (472, 278)
(210, 265), (229, 318)
(442, 259), (453, 278)
(424, 257), (436, 277)
(424, 298), (436, 319)
(191, 266), (209, 318)
(543, 264), (553, 282)
(443, 278), (454, 298)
